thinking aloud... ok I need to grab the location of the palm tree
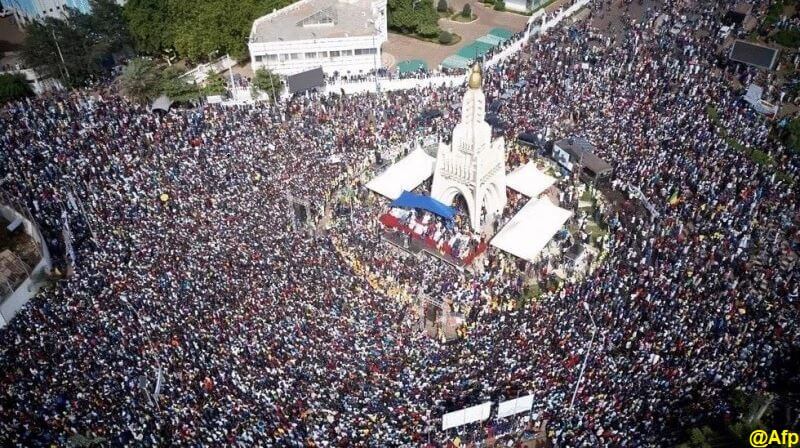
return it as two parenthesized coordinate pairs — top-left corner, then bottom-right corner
(119, 57), (161, 104)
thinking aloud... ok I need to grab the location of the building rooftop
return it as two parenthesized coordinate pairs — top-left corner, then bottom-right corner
(554, 137), (612, 175)
(250, 0), (379, 43)
(729, 40), (779, 70)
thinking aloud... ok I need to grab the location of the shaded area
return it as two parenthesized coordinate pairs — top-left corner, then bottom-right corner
(0, 16), (24, 54)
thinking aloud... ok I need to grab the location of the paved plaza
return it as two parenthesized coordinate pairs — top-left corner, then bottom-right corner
(384, 0), (529, 68)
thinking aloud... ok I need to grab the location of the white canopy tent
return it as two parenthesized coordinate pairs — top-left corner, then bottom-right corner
(491, 198), (573, 262)
(366, 148), (436, 199)
(506, 162), (557, 198)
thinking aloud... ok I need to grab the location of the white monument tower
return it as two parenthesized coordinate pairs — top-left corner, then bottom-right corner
(431, 64), (507, 231)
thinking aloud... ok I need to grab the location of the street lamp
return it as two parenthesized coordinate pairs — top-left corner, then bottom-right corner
(367, 20), (380, 93)
(569, 301), (596, 410)
(372, 32), (380, 93)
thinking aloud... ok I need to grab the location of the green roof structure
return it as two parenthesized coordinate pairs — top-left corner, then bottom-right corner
(477, 35), (504, 46)
(441, 55), (471, 69)
(396, 59), (429, 74)
(488, 27), (514, 40)
(456, 40), (495, 60)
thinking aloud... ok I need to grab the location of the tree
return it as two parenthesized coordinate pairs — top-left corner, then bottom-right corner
(85, 0), (132, 54)
(785, 118), (800, 154)
(461, 3), (471, 17)
(123, 0), (173, 55)
(253, 68), (283, 102)
(124, 0), (295, 62)
(19, 21), (61, 81)
(388, 0), (440, 35)
(493, 0), (505, 10)
(437, 0), (448, 12)
(119, 57), (161, 104)
(0, 73), (33, 103)
(438, 30), (453, 44)
(120, 58), (200, 104)
(158, 66), (200, 102)
(20, 17), (103, 86)
(20, 1), (130, 87)
(417, 22), (439, 37)
(773, 28), (800, 47)
(202, 71), (226, 96)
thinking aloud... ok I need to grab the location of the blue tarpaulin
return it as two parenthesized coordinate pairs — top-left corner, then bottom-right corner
(390, 191), (456, 221)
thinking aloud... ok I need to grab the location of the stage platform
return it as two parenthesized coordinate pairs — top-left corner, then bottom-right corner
(380, 215), (488, 270)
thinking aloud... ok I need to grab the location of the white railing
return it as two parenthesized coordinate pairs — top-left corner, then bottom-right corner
(325, 74), (463, 95)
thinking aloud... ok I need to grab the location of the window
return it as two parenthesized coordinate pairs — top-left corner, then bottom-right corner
(330, 50), (340, 58)
(290, 53), (300, 60)
(255, 55), (264, 62)
(341, 50), (352, 56)
(355, 48), (376, 55)
(305, 52), (317, 59)
(266, 54), (278, 61)
(280, 53), (290, 62)
(297, 6), (337, 27)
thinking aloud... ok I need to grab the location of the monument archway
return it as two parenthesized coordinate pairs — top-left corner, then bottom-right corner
(431, 64), (507, 232)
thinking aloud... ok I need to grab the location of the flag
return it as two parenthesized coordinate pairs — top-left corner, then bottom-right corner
(61, 209), (75, 264)
(153, 366), (164, 400)
(668, 191), (679, 205)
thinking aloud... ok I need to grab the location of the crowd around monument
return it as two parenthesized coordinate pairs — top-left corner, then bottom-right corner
(0, 0), (799, 446)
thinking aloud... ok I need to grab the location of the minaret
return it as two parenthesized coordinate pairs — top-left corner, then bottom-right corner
(431, 64), (507, 232)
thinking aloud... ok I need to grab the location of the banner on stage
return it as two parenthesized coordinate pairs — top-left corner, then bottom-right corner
(497, 394), (534, 418)
(442, 401), (491, 430)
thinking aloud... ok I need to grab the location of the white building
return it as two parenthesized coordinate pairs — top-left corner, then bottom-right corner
(248, 0), (387, 76)
(431, 64), (507, 231)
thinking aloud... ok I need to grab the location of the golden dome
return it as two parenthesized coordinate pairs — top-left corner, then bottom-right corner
(468, 63), (482, 89)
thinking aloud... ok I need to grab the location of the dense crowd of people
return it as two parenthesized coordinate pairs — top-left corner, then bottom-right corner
(1, 0), (799, 446)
